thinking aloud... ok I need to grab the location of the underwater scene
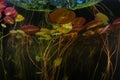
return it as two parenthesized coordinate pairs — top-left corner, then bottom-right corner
(0, 0), (120, 80)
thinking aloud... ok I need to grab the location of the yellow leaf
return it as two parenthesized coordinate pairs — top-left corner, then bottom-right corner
(35, 31), (46, 36)
(52, 24), (61, 29)
(42, 35), (52, 40)
(15, 35), (23, 39)
(54, 57), (62, 67)
(62, 22), (72, 30)
(17, 30), (26, 34)
(9, 30), (17, 34)
(35, 56), (41, 62)
(15, 14), (24, 22)
(95, 12), (109, 25)
(40, 28), (50, 33)
(50, 30), (58, 34)
(58, 27), (71, 34)
(1, 23), (7, 28)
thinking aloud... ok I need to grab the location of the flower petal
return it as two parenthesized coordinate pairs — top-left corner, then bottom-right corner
(4, 7), (18, 17)
(4, 16), (14, 24)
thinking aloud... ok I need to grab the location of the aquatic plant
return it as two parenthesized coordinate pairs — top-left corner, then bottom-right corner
(0, 0), (120, 80)
(0, 1), (25, 80)
(9, 0), (102, 11)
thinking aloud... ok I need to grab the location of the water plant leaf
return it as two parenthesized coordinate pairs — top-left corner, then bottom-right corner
(58, 27), (71, 34)
(9, 30), (17, 34)
(62, 22), (72, 30)
(54, 57), (62, 67)
(95, 12), (109, 25)
(86, 20), (103, 30)
(49, 8), (76, 24)
(1, 23), (6, 28)
(35, 55), (41, 62)
(9, 29), (27, 38)
(72, 17), (86, 26)
(15, 14), (24, 22)
(50, 30), (58, 34)
(109, 18), (120, 31)
(52, 24), (61, 29)
(82, 30), (95, 36)
(40, 28), (50, 33)
(38, 34), (52, 40)
(112, 18), (120, 25)
(35, 31), (46, 36)
(16, 30), (26, 35)
(20, 25), (40, 34)
(94, 27), (104, 34)
(64, 32), (78, 39)
(15, 35), (23, 39)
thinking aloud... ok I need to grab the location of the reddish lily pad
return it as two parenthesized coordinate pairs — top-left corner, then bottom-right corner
(86, 20), (103, 30)
(94, 27), (104, 34)
(72, 25), (84, 32)
(72, 17), (86, 32)
(112, 18), (120, 25)
(108, 18), (120, 31)
(20, 25), (40, 34)
(49, 8), (76, 24)
(82, 30), (95, 36)
(72, 17), (86, 26)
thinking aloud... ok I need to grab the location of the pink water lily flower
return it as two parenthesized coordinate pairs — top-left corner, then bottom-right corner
(4, 7), (18, 18)
(0, 1), (6, 12)
(3, 16), (14, 24)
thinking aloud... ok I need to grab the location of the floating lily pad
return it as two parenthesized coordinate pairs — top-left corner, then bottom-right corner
(72, 17), (86, 31)
(20, 25), (40, 34)
(94, 27), (104, 34)
(108, 18), (120, 31)
(86, 20), (103, 30)
(112, 18), (120, 25)
(95, 12), (109, 25)
(49, 8), (76, 24)
(72, 17), (86, 26)
(82, 30), (95, 36)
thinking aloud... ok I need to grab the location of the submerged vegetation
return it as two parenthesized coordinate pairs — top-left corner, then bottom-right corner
(9, 0), (102, 11)
(0, 0), (120, 80)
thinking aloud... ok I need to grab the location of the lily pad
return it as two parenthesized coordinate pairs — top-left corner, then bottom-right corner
(49, 8), (76, 24)
(20, 25), (40, 34)
(112, 18), (120, 25)
(86, 20), (103, 30)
